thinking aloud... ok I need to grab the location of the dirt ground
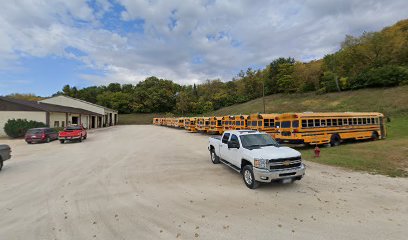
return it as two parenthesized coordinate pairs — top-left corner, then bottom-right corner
(0, 125), (407, 240)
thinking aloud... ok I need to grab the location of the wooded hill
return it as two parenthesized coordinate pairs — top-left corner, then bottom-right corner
(13, 19), (408, 114)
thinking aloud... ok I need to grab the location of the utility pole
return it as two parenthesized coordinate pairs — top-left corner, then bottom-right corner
(262, 81), (266, 113)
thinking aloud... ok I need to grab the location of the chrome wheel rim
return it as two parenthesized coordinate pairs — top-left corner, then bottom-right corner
(244, 170), (252, 185)
(211, 152), (215, 162)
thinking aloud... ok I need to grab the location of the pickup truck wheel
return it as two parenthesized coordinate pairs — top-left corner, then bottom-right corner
(242, 165), (260, 189)
(210, 149), (220, 164)
(78, 136), (82, 142)
(83, 135), (87, 140)
(46, 137), (50, 143)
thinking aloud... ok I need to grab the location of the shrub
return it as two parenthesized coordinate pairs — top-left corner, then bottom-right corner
(4, 119), (46, 138)
(351, 65), (408, 89)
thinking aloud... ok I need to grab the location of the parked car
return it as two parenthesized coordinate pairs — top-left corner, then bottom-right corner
(208, 130), (305, 189)
(59, 125), (87, 143)
(25, 128), (59, 144)
(0, 144), (11, 171)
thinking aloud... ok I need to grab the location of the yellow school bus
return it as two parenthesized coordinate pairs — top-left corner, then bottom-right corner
(165, 118), (173, 127)
(222, 115), (248, 131)
(208, 116), (223, 134)
(196, 117), (211, 132)
(275, 112), (386, 146)
(184, 117), (197, 132)
(177, 117), (186, 128)
(153, 118), (160, 125)
(246, 113), (280, 137)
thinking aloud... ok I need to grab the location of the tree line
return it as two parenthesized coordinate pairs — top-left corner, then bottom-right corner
(9, 19), (408, 114)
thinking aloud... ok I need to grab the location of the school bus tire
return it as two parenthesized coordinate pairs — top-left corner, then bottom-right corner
(371, 131), (379, 140)
(330, 134), (341, 147)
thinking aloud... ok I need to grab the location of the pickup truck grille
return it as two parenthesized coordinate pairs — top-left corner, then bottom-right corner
(268, 156), (301, 164)
(270, 162), (301, 170)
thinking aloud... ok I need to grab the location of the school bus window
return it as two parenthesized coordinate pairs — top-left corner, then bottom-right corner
(307, 119), (313, 127)
(363, 118), (367, 124)
(314, 119), (320, 127)
(342, 119), (348, 125)
(293, 120), (299, 128)
(338, 119), (343, 126)
(258, 121), (262, 126)
(367, 118), (371, 124)
(282, 121), (291, 128)
(321, 119), (326, 127)
(352, 118), (357, 125)
(241, 121), (244, 125)
(252, 121), (257, 126)
(348, 118), (352, 125)
(275, 122), (280, 128)
(357, 118), (362, 125)
(236, 121), (241, 126)
(264, 119), (269, 127)
(327, 119), (332, 126)
(217, 120), (222, 126)
(301, 120), (307, 128)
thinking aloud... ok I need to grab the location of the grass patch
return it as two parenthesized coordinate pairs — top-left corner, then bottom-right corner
(299, 116), (408, 177)
(118, 113), (164, 125)
(211, 86), (408, 116)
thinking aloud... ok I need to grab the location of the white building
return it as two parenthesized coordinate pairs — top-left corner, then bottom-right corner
(0, 97), (105, 137)
(39, 95), (118, 128)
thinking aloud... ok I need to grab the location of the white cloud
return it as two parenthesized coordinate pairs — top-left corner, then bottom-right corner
(0, 0), (407, 86)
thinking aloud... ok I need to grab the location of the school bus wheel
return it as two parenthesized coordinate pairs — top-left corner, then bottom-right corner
(371, 131), (379, 140)
(330, 134), (341, 147)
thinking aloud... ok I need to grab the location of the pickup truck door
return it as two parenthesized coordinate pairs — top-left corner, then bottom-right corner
(219, 133), (230, 161)
(225, 134), (241, 167)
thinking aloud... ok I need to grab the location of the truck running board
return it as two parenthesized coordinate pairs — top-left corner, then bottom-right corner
(220, 159), (241, 173)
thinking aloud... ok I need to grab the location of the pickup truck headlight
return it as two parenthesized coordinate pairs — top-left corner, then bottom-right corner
(254, 158), (268, 169)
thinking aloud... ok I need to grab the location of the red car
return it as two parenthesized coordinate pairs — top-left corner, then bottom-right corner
(25, 128), (59, 144)
(59, 125), (87, 144)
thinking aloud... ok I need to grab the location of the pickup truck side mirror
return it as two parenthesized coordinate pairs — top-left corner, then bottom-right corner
(228, 141), (240, 149)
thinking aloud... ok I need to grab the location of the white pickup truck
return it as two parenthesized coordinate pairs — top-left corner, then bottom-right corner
(208, 130), (305, 189)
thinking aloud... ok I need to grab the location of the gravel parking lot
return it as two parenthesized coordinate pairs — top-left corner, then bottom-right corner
(0, 125), (407, 240)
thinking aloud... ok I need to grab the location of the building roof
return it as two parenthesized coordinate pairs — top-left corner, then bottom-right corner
(0, 97), (103, 116)
(44, 95), (118, 112)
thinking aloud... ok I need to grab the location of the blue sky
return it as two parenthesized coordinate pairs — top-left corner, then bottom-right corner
(0, 0), (407, 96)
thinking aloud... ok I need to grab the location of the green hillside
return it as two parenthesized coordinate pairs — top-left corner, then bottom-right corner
(211, 85), (408, 117)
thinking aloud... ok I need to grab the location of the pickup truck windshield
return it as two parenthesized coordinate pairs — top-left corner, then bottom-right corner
(65, 126), (82, 131)
(240, 134), (279, 149)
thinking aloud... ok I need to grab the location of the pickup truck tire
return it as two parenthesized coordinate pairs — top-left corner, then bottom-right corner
(242, 165), (260, 189)
(84, 135), (87, 140)
(78, 136), (83, 142)
(210, 149), (220, 164)
(46, 137), (50, 143)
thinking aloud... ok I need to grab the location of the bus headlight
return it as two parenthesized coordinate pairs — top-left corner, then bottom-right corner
(254, 158), (268, 169)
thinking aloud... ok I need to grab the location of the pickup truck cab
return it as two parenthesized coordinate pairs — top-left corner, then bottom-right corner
(59, 125), (87, 143)
(0, 144), (11, 171)
(208, 130), (305, 189)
